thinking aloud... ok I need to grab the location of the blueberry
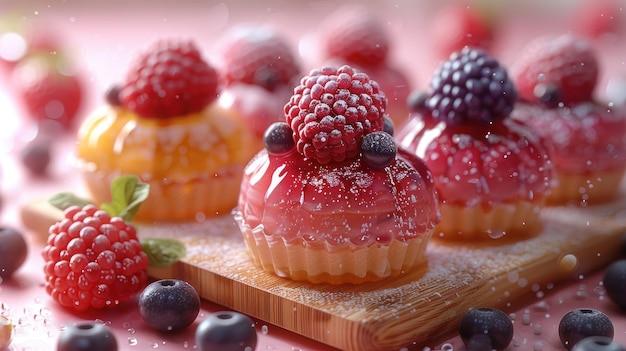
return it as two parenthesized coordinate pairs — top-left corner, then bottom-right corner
(361, 131), (397, 169)
(195, 311), (257, 351)
(382, 115), (395, 136)
(263, 122), (294, 154)
(57, 322), (118, 351)
(20, 140), (51, 176)
(407, 90), (429, 114)
(559, 308), (614, 350)
(572, 336), (626, 351)
(138, 279), (201, 332)
(0, 227), (28, 279)
(603, 260), (626, 309)
(105, 85), (122, 106)
(533, 83), (562, 108)
(458, 307), (513, 351)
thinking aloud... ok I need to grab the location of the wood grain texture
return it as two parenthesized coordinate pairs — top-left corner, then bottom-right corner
(20, 195), (626, 351)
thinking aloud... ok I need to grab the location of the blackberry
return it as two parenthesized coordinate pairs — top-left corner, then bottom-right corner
(427, 47), (517, 125)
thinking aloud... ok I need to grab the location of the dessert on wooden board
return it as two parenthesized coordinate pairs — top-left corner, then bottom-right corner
(396, 47), (554, 240)
(234, 64), (440, 284)
(510, 34), (626, 206)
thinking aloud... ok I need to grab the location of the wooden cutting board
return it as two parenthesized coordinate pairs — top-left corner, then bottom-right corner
(20, 194), (626, 351)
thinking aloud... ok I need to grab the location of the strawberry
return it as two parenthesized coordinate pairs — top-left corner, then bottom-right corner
(284, 65), (386, 164)
(43, 176), (186, 312)
(432, 2), (496, 59)
(512, 34), (599, 106)
(319, 5), (390, 67)
(120, 39), (218, 119)
(215, 25), (300, 92)
(11, 54), (84, 131)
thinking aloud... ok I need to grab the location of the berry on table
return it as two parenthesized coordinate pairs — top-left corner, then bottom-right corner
(215, 25), (300, 92)
(56, 321), (118, 351)
(263, 121), (295, 154)
(559, 308), (614, 350)
(0, 226), (28, 279)
(138, 279), (201, 332)
(602, 259), (626, 309)
(195, 311), (257, 351)
(361, 131), (397, 169)
(284, 65), (387, 164)
(120, 39), (218, 119)
(20, 139), (52, 176)
(42, 204), (150, 311)
(572, 336), (626, 351)
(427, 47), (517, 125)
(458, 307), (514, 351)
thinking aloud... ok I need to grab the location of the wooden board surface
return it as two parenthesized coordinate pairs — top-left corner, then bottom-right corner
(20, 194), (626, 351)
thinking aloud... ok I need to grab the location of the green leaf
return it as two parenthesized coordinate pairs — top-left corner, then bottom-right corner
(48, 192), (94, 211)
(100, 175), (150, 221)
(141, 238), (187, 268)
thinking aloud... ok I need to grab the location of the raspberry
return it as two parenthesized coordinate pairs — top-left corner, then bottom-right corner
(284, 65), (386, 164)
(42, 204), (149, 312)
(320, 6), (390, 67)
(432, 3), (496, 59)
(216, 26), (300, 92)
(427, 47), (517, 125)
(512, 34), (599, 105)
(120, 39), (218, 119)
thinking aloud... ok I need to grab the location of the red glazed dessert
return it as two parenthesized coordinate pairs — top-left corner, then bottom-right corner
(397, 47), (554, 241)
(214, 25), (301, 151)
(317, 5), (412, 128)
(511, 34), (626, 206)
(234, 65), (440, 284)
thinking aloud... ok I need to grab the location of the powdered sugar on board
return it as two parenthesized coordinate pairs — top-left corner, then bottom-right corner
(20, 196), (626, 351)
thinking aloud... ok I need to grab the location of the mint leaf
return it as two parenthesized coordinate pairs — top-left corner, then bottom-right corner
(49, 192), (94, 211)
(100, 175), (150, 221)
(141, 238), (187, 267)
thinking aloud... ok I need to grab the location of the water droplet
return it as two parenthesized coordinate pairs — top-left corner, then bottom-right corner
(559, 254), (578, 272)
(39, 307), (51, 317)
(534, 323), (542, 335)
(183, 341), (189, 348)
(261, 325), (269, 335)
(151, 342), (159, 348)
(128, 337), (138, 346)
(441, 343), (454, 351)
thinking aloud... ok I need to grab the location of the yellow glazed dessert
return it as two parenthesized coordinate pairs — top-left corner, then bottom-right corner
(76, 39), (256, 222)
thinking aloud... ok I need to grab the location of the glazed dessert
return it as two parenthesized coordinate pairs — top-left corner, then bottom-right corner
(76, 39), (257, 222)
(316, 5), (412, 127)
(397, 47), (554, 241)
(234, 65), (440, 284)
(511, 34), (626, 206)
(214, 25), (301, 149)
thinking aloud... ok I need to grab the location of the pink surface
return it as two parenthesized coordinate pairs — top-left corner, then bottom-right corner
(1, 1), (626, 350)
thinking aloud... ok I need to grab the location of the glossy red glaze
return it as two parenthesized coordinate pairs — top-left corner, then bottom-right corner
(238, 147), (440, 246)
(396, 113), (553, 207)
(512, 102), (626, 175)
